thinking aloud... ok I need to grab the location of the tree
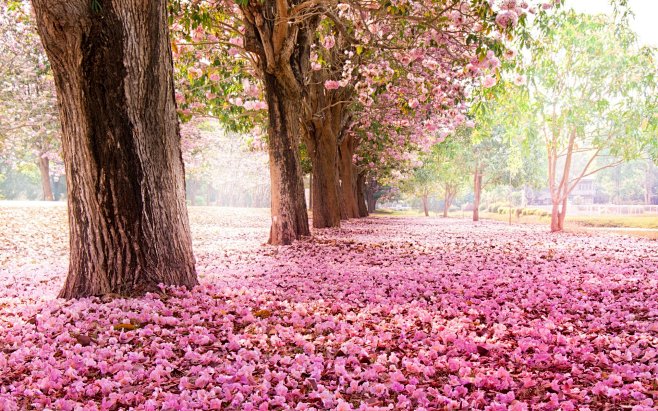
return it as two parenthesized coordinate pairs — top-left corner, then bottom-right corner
(31, 0), (197, 298)
(400, 156), (438, 217)
(527, 11), (658, 231)
(0, 1), (61, 201)
(468, 78), (543, 221)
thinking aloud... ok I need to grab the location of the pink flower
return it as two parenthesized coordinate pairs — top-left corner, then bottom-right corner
(324, 80), (340, 90)
(495, 10), (519, 28)
(323, 35), (336, 50)
(482, 75), (497, 88)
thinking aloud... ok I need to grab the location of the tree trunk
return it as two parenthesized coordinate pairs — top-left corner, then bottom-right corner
(365, 177), (378, 213)
(32, 0), (197, 298)
(37, 156), (54, 201)
(338, 135), (360, 218)
(308, 172), (312, 211)
(357, 171), (368, 217)
(421, 194), (429, 217)
(305, 123), (341, 228)
(188, 178), (197, 206)
(263, 72), (310, 244)
(473, 165), (482, 222)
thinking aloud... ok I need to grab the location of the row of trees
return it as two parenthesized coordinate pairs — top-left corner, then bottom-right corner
(400, 10), (658, 230)
(10, 0), (655, 298)
(19, 0), (546, 298)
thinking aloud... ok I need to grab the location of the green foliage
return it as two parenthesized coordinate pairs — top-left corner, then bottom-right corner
(527, 10), (657, 161)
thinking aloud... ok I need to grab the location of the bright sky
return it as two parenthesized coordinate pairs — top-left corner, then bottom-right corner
(569, 0), (658, 47)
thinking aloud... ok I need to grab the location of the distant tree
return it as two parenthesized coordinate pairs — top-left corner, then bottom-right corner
(0, 1), (61, 200)
(526, 11), (658, 231)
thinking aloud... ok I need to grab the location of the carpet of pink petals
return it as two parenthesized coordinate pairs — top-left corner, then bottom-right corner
(1, 203), (658, 410)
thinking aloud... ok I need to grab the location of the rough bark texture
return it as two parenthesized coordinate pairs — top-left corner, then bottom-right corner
(32, 0), (197, 298)
(303, 106), (342, 229)
(38, 156), (54, 201)
(338, 135), (360, 219)
(473, 165), (482, 222)
(356, 171), (368, 217)
(365, 177), (379, 213)
(241, 1), (313, 244)
(263, 73), (310, 244)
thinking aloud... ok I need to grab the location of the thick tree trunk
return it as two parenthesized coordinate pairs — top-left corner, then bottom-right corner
(263, 72), (310, 244)
(357, 171), (368, 217)
(305, 123), (341, 228)
(473, 166), (482, 222)
(33, 0), (197, 298)
(365, 177), (378, 213)
(338, 135), (360, 218)
(366, 192), (376, 213)
(421, 194), (429, 217)
(37, 156), (54, 201)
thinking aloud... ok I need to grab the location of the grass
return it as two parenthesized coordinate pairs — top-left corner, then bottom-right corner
(373, 208), (658, 240)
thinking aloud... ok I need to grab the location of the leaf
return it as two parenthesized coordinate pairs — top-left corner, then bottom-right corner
(477, 346), (490, 356)
(253, 309), (272, 319)
(72, 333), (94, 346)
(113, 323), (139, 331)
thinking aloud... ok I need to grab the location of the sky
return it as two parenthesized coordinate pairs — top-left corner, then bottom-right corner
(569, 0), (658, 47)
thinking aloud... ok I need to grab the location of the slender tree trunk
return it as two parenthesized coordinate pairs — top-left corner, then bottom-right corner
(32, 0), (197, 298)
(263, 72), (310, 244)
(550, 202), (562, 232)
(188, 179), (197, 206)
(473, 165), (482, 222)
(357, 171), (368, 217)
(549, 129), (576, 233)
(37, 156), (54, 201)
(558, 196), (568, 231)
(338, 135), (359, 218)
(421, 194), (429, 217)
(308, 172), (312, 211)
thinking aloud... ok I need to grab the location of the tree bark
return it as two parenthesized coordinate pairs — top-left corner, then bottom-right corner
(443, 187), (455, 218)
(473, 164), (482, 222)
(37, 156), (54, 201)
(357, 171), (368, 217)
(263, 72), (310, 244)
(365, 177), (378, 213)
(421, 194), (429, 217)
(32, 0), (197, 298)
(241, 2), (314, 244)
(338, 134), (360, 218)
(549, 129), (576, 232)
(304, 116), (341, 228)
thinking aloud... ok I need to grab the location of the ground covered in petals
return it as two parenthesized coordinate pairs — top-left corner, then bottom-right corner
(1, 203), (658, 410)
